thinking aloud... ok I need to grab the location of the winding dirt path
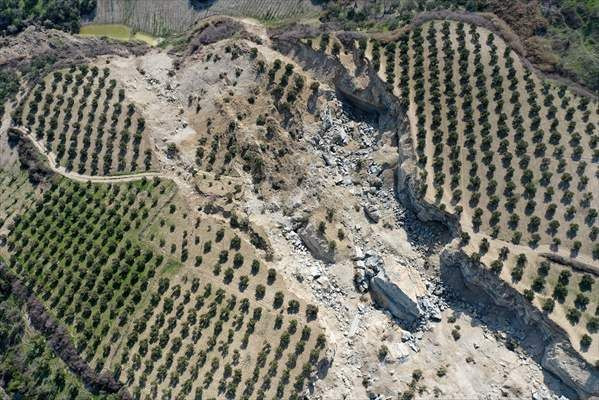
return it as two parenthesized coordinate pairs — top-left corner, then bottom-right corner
(11, 126), (166, 183)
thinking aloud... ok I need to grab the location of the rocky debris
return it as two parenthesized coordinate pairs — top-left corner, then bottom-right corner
(542, 342), (599, 399)
(353, 252), (382, 293)
(298, 224), (335, 264)
(442, 247), (599, 399)
(387, 342), (411, 363)
(418, 297), (442, 322)
(363, 204), (380, 223)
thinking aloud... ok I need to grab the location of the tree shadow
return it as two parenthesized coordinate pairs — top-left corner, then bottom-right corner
(188, 0), (217, 11)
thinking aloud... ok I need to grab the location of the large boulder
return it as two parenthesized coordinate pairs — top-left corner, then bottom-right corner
(298, 224), (335, 263)
(542, 341), (599, 399)
(369, 270), (422, 323)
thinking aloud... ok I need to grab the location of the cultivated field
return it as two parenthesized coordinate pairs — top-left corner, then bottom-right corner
(0, 170), (38, 238)
(378, 20), (598, 357)
(0, 272), (105, 400)
(13, 65), (157, 177)
(1, 175), (325, 399)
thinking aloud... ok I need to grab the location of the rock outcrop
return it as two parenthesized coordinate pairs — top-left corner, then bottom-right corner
(441, 247), (599, 399)
(298, 224), (335, 264)
(369, 270), (422, 323)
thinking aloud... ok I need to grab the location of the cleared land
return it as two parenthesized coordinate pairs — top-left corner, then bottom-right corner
(79, 24), (159, 46)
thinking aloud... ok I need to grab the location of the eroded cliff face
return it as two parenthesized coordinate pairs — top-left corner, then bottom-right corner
(441, 247), (599, 399)
(270, 27), (598, 399)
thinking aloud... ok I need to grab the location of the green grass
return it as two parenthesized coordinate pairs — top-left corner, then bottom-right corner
(0, 276), (112, 399)
(79, 24), (159, 46)
(4, 177), (179, 372)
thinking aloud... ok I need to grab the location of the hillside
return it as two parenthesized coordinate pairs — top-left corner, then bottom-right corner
(0, 6), (598, 400)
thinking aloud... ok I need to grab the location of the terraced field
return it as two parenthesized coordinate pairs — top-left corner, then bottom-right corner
(0, 175), (324, 399)
(308, 20), (598, 358)
(13, 65), (156, 177)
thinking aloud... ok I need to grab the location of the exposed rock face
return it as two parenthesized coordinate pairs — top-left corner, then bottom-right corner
(395, 129), (460, 234)
(441, 247), (599, 399)
(542, 342), (599, 399)
(369, 271), (422, 323)
(298, 224), (335, 264)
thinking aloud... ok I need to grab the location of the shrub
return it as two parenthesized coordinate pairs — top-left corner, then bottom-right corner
(273, 292), (284, 308)
(251, 259), (260, 275)
(553, 283), (568, 302)
(255, 284), (265, 300)
(580, 275), (595, 292)
(233, 253), (244, 268)
(566, 308), (581, 325)
(436, 366), (447, 377)
(574, 294), (589, 310)
(318, 221), (326, 235)
(523, 289), (534, 302)
(230, 235), (241, 250)
(580, 334), (592, 349)
(451, 327), (461, 341)
(542, 298), (555, 313)
(267, 268), (276, 284)
(587, 317), (599, 333)
(306, 304), (318, 321)
(378, 345), (388, 361)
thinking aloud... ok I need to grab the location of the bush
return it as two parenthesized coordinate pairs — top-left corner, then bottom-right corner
(587, 317), (599, 333)
(251, 259), (260, 275)
(542, 298), (555, 313)
(318, 221), (326, 235)
(267, 268), (276, 284)
(581, 334), (592, 349)
(553, 283), (568, 302)
(451, 327), (461, 341)
(566, 308), (581, 325)
(306, 304), (318, 321)
(378, 345), (388, 361)
(580, 275), (595, 292)
(255, 284), (265, 300)
(436, 366), (447, 377)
